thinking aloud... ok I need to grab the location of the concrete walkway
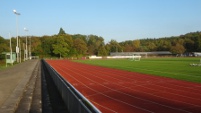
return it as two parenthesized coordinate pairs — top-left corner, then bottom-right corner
(0, 60), (39, 111)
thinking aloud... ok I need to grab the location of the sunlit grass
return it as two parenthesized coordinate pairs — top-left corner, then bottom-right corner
(0, 60), (6, 70)
(75, 57), (201, 83)
(0, 60), (14, 70)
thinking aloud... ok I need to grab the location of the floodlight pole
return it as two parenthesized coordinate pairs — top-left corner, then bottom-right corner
(29, 37), (32, 59)
(19, 38), (21, 63)
(13, 9), (20, 63)
(24, 28), (28, 60)
(9, 33), (13, 65)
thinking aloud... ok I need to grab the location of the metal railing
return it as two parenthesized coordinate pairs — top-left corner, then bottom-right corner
(42, 60), (101, 113)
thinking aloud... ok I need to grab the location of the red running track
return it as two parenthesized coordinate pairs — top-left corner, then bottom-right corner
(46, 60), (201, 113)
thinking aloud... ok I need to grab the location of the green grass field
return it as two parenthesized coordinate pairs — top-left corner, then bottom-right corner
(0, 60), (14, 70)
(75, 57), (201, 83)
(0, 60), (6, 70)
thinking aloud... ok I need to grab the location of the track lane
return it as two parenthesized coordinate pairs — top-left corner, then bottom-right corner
(46, 60), (201, 113)
(50, 63), (153, 113)
(60, 62), (199, 112)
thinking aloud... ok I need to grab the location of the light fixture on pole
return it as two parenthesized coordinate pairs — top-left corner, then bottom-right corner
(24, 27), (28, 60)
(13, 9), (20, 63)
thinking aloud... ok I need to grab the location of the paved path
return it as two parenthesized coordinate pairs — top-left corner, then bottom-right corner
(0, 60), (39, 110)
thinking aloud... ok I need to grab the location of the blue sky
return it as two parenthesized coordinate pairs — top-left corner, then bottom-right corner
(1, 0), (201, 42)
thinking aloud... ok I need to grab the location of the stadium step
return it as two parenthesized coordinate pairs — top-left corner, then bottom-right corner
(15, 61), (41, 113)
(0, 60), (69, 113)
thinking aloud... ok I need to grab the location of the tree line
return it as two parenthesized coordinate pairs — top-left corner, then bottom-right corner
(0, 28), (201, 59)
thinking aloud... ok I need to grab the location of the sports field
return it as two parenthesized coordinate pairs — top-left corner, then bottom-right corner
(76, 57), (201, 83)
(47, 58), (201, 113)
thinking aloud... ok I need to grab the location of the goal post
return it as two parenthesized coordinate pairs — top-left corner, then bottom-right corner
(130, 54), (141, 61)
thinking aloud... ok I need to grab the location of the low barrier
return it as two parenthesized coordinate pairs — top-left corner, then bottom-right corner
(42, 60), (101, 113)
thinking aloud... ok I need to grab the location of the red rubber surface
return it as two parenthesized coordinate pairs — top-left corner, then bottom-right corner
(46, 60), (201, 113)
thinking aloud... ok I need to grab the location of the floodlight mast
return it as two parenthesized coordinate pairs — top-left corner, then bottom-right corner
(9, 33), (13, 65)
(13, 9), (20, 63)
(29, 36), (32, 60)
(24, 28), (28, 60)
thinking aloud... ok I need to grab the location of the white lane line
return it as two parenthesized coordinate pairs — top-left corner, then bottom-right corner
(90, 101), (118, 113)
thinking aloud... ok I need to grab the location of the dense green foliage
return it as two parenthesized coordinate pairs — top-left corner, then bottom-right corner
(0, 30), (201, 59)
(75, 58), (201, 83)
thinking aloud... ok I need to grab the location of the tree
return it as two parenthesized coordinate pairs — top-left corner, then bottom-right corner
(170, 43), (186, 54)
(73, 38), (88, 58)
(0, 36), (9, 59)
(40, 36), (54, 57)
(0, 37), (9, 52)
(58, 27), (66, 35)
(193, 35), (201, 51)
(156, 39), (171, 51)
(184, 38), (194, 52)
(133, 40), (141, 51)
(147, 42), (157, 51)
(72, 34), (87, 43)
(52, 35), (71, 58)
(98, 45), (107, 56)
(87, 35), (105, 55)
(123, 44), (134, 52)
(2, 30), (201, 60)
(108, 39), (122, 52)
(197, 37), (201, 51)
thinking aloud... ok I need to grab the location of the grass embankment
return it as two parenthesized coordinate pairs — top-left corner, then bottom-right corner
(0, 60), (14, 70)
(75, 57), (201, 83)
(0, 60), (6, 70)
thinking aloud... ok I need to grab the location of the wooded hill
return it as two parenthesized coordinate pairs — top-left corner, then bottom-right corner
(0, 29), (201, 59)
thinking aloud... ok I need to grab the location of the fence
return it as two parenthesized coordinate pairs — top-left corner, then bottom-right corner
(42, 59), (101, 113)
